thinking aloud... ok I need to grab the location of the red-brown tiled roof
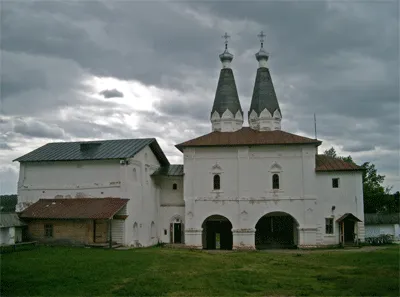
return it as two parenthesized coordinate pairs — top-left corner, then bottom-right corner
(20, 198), (129, 220)
(176, 127), (321, 151)
(315, 155), (363, 172)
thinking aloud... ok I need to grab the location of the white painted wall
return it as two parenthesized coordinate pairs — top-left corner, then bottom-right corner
(365, 224), (400, 240)
(16, 141), (364, 248)
(315, 172), (365, 244)
(0, 227), (22, 245)
(17, 160), (121, 203)
(16, 144), (163, 247)
(154, 176), (185, 243)
(183, 145), (364, 248)
(159, 206), (185, 243)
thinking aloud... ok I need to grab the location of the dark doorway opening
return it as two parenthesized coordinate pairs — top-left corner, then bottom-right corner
(343, 220), (355, 243)
(337, 213), (362, 246)
(255, 212), (298, 249)
(202, 215), (233, 250)
(173, 223), (182, 243)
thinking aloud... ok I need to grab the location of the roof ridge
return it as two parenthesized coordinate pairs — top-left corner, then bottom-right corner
(45, 137), (156, 145)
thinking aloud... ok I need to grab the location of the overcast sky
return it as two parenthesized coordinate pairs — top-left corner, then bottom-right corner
(0, 1), (399, 194)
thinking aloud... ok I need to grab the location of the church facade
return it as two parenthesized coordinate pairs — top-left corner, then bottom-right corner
(14, 36), (365, 249)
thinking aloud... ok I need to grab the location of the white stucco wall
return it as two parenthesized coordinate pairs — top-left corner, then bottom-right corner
(156, 176), (185, 243)
(16, 144), (163, 247)
(0, 227), (22, 245)
(159, 206), (185, 243)
(183, 145), (364, 248)
(123, 145), (161, 247)
(17, 160), (121, 203)
(365, 224), (399, 240)
(15, 141), (364, 248)
(315, 172), (365, 244)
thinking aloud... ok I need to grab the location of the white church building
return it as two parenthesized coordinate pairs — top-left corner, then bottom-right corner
(14, 35), (365, 249)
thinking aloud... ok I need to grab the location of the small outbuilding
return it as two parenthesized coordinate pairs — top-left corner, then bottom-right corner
(19, 198), (129, 246)
(365, 213), (400, 241)
(0, 213), (27, 245)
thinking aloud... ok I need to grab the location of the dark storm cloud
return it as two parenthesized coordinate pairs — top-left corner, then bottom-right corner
(13, 118), (66, 139)
(1, 1), (219, 87)
(99, 89), (124, 98)
(0, 1), (398, 193)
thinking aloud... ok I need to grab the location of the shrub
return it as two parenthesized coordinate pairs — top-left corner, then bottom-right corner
(365, 234), (394, 245)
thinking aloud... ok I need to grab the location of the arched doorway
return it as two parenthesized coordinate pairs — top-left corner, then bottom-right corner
(202, 215), (233, 250)
(255, 212), (299, 249)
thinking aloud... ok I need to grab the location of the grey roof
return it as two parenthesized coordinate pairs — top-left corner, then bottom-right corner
(0, 213), (26, 228)
(211, 68), (243, 117)
(152, 165), (184, 177)
(13, 138), (170, 166)
(248, 67), (281, 117)
(365, 213), (400, 225)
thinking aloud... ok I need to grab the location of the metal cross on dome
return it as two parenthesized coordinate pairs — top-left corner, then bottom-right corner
(258, 31), (266, 47)
(222, 32), (230, 49)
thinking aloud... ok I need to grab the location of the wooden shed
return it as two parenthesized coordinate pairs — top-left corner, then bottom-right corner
(19, 198), (128, 246)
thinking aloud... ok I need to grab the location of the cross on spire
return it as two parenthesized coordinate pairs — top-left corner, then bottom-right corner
(222, 32), (230, 50)
(257, 31), (266, 48)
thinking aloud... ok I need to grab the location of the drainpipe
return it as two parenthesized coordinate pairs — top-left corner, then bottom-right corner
(109, 218), (113, 249)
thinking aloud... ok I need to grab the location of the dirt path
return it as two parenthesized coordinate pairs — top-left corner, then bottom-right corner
(261, 246), (391, 253)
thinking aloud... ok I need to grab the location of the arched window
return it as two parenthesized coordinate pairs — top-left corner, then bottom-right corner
(213, 174), (220, 190)
(272, 174), (279, 189)
(172, 183), (177, 190)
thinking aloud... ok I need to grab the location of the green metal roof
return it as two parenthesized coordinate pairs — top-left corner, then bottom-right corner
(211, 68), (243, 117)
(13, 138), (170, 166)
(249, 67), (281, 117)
(152, 165), (184, 176)
(0, 213), (26, 228)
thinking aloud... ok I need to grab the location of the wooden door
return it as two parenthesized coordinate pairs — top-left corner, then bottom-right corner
(94, 220), (108, 243)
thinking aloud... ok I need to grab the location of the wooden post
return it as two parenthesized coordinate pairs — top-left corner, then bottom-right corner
(341, 222), (345, 246)
(109, 219), (112, 249)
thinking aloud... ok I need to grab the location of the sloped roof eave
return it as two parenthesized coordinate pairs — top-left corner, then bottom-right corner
(176, 141), (321, 152)
(13, 138), (170, 166)
(20, 198), (129, 220)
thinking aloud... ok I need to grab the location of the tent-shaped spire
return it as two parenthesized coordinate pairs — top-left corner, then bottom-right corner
(248, 31), (282, 131)
(210, 33), (244, 132)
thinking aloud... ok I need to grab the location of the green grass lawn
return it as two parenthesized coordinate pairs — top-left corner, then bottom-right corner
(1, 246), (399, 296)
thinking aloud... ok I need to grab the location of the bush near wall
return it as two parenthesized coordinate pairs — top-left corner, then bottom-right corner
(365, 234), (394, 245)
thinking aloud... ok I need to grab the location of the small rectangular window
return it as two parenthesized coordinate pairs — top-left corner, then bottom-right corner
(332, 178), (339, 188)
(44, 224), (53, 238)
(325, 218), (334, 234)
(213, 174), (220, 190)
(272, 174), (280, 189)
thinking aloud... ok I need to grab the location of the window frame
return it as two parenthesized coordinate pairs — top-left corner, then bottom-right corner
(172, 183), (178, 190)
(213, 174), (221, 190)
(44, 224), (53, 238)
(272, 173), (280, 190)
(325, 218), (334, 234)
(332, 178), (340, 188)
